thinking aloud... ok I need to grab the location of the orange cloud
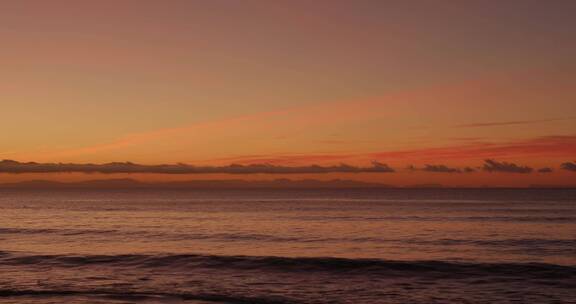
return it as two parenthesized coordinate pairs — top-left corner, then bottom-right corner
(214, 135), (576, 165)
(371, 135), (576, 161)
(12, 67), (574, 164)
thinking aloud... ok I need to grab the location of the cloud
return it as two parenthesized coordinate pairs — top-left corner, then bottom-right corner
(218, 135), (576, 165)
(561, 161), (576, 172)
(0, 178), (394, 190)
(0, 159), (395, 174)
(21, 92), (405, 161)
(0, 158), (571, 175)
(316, 140), (376, 145)
(406, 164), (476, 173)
(482, 159), (533, 174)
(421, 164), (462, 173)
(370, 135), (576, 161)
(212, 153), (357, 165)
(537, 167), (553, 173)
(454, 117), (574, 128)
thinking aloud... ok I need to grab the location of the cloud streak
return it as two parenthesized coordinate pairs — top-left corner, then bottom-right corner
(454, 117), (575, 128)
(370, 136), (576, 161)
(23, 92), (406, 161)
(219, 135), (576, 164)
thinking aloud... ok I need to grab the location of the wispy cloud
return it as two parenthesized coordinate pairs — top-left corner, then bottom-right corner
(205, 135), (576, 166)
(15, 75), (509, 162)
(20, 95), (401, 161)
(454, 117), (574, 128)
(370, 135), (576, 161)
(210, 153), (356, 165)
(11, 71), (575, 165)
(316, 140), (377, 145)
(32, 109), (291, 159)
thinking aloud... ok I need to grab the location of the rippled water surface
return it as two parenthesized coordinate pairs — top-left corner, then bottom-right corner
(0, 189), (575, 303)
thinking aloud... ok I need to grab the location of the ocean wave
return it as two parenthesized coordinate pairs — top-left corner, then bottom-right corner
(407, 238), (576, 247)
(0, 227), (119, 235)
(282, 215), (576, 223)
(2, 227), (575, 255)
(1, 252), (574, 279)
(0, 227), (319, 243)
(0, 288), (294, 304)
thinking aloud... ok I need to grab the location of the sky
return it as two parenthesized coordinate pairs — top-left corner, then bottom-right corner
(1, 0), (575, 186)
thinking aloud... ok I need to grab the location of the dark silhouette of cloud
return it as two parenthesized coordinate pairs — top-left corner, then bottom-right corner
(561, 161), (576, 172)
(0, 159), (570, 175)
(422, 164), (462, 173)
(407, 164), (476, 173)
(0, 178), (394, 189)
(482, 159), (533, 173)
(537, 167), (553, 173)
(0, 160), (395, 174)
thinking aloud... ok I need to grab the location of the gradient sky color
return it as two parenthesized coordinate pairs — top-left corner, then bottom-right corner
(1, 0), (575, 186)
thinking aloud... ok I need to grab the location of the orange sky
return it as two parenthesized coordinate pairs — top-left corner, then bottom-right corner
(1, 1), (575, 186)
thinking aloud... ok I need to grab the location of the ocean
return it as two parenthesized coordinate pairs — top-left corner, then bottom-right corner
(0, 189), (574, 303)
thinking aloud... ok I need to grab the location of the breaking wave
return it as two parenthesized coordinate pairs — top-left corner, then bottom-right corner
(2, 251), (575, 278)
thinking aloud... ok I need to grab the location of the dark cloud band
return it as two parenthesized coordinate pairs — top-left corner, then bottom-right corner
(0, 160), (395, 174)
(0, 159), (572, 174)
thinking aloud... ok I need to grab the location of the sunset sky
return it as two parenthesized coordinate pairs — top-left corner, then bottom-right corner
(2, 0), (575, 186)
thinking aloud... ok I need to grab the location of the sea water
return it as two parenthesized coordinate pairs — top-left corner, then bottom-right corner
(0, 189), (574, 303)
